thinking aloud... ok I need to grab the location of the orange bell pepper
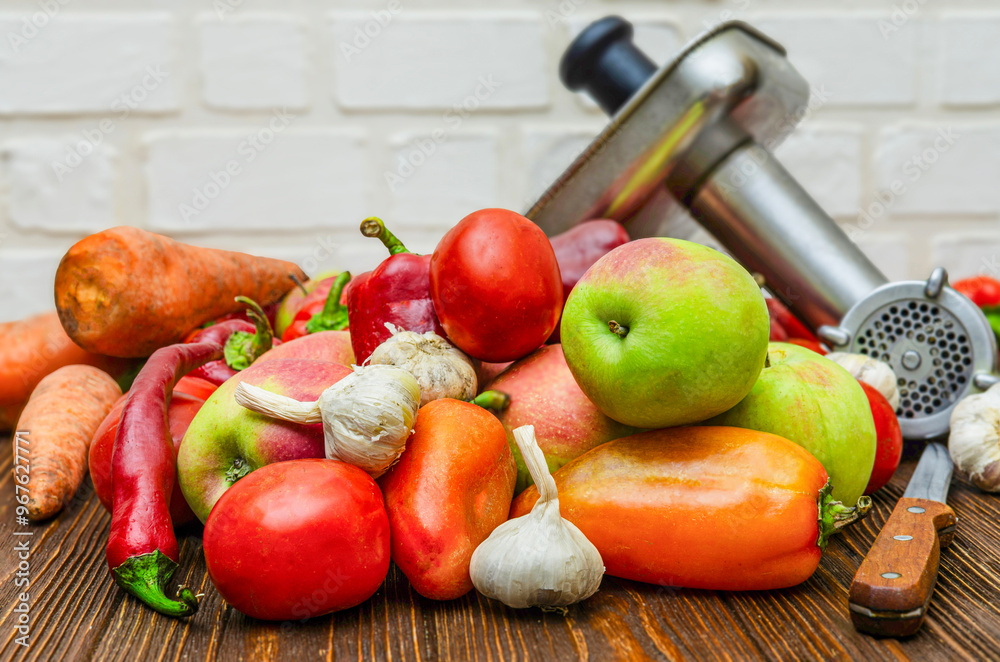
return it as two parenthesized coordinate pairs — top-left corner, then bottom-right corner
(510, 426), (870, 591)
(379, 398), (516, 600)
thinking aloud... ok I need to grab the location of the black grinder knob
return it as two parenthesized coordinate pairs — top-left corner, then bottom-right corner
(560, 16), (657, 115)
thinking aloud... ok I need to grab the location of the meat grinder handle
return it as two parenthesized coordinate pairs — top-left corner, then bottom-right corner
(561, 16), (889, 330)
(561, 16), (657, 116)
(689, 142), (888, 330)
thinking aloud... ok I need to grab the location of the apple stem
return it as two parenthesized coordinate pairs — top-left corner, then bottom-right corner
(608, 320), (629, 339)
(816, 481), (873, 549)
(765, 353), (771, 369)
(224, 457), (253, 485)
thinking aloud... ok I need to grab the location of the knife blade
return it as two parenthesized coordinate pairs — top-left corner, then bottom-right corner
(848, 442), (957, 637)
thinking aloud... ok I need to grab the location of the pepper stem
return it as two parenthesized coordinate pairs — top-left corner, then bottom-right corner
(223, 297), (274, 370)
(111, 550), (199, 618)
(361, 217), (410, 256)
(305, 272), (351, 335)
(816, 481), (873, 549)
(608, 320), (629, 338)
(471, 390), (511, 413)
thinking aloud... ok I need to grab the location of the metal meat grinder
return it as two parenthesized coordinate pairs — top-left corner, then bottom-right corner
(527, 17), (998, 440)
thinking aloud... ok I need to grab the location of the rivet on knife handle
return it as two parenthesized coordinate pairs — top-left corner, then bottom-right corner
(848, 497), (957, 637)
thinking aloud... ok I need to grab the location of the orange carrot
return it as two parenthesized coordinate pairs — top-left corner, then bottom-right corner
(14, 365), (122, 521)
(0, 311), (136, 420)
(55, 226), (306, 357)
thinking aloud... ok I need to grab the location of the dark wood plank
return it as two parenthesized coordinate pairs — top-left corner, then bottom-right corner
(4, 436), (1000, 661)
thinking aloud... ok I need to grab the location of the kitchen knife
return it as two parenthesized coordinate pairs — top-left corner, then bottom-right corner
(848, 442), (957, 637)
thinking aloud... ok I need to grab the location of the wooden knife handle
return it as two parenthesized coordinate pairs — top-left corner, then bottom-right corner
(848, 497), (957, 637)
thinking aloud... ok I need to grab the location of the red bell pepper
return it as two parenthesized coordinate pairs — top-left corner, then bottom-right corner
(551, 220), (630, 295)
(280, 272), (351, 342)
(511, 426), (871, 591)
(379, 398), (516, 600)
(275, 272), (338, 336)
(105, 320), (246, 617)
(547, 219), (630, 343)
(348, 217), (447, 364)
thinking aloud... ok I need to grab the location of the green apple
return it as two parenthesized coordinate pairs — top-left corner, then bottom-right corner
(178, 358), (351, 522)
(707, 342), (876, 505)
(560, 237), (769, 428)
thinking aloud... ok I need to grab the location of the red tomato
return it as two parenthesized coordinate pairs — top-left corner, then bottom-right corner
(90, 389), (204, 525)
(203, 459), (390, 621)
(953, 275), (1000, 308)
(859, 382), (903, 495)
(429, 209), (563, 362)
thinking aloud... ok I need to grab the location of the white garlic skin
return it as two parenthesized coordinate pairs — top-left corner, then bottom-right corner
(234, 365), (421, 478)
(318, 364), (421, 477)
(826, 352), (901, 410)
(470, 425), (604, 609)
(368, 325), (477, 407)
(949, 384), (1000, 492)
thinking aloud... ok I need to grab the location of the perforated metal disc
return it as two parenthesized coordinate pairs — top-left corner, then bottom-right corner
(837, 278), (997, 440)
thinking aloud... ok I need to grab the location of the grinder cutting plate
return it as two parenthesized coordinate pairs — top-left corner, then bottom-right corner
(528, 16), (998, 439)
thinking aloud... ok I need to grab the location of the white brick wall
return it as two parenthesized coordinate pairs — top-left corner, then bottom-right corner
(144, 126), (369, 232)
(1, 1), (999, 324)
(199, 15), (309, 111)
(0, 14), (176, 114)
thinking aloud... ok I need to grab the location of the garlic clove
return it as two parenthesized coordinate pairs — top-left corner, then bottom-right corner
(368, 323), (478, 407)
(234, 364), (421, 478)
(826, 352), (901, 410)
(949, 384), (1000, 492)
(469, 425), (604, 609)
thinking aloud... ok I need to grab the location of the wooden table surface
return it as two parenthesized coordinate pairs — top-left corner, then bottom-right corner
(3, 438), (1000, 662)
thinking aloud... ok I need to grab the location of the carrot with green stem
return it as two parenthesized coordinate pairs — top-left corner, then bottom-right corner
(55, 226), (306, 358)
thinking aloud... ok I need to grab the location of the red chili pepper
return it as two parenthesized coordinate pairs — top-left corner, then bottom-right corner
(280, 272), (351, 342)
(765, 298), (818, 342)
(953, 275), (1000, 308)
(105, 319), (245, 617)
(347, 217), (447, 364)
(547, 219), (630, 343)
(186, 298), (280, 386)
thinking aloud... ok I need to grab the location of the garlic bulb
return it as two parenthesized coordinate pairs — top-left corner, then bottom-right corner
(368, 323), (477, 407)
(234, 364), (420, 478)
(469, 425), (604, 609)
(949, 383), (1000, 492)
(826, 352), (901, 410)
